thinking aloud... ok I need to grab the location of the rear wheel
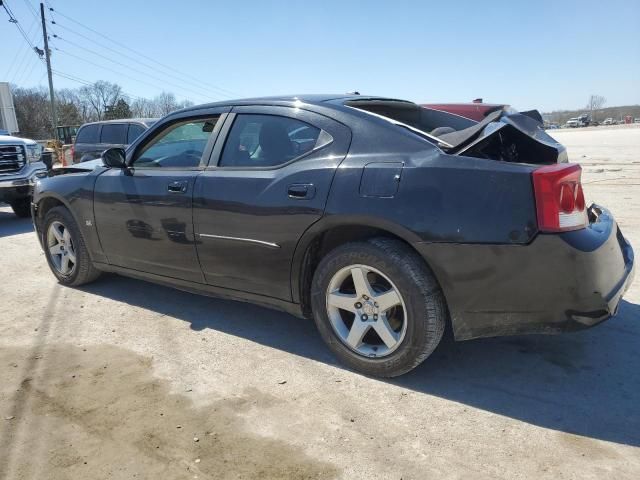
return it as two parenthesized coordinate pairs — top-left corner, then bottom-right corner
(42, 206), (102, 286)
(9, 198), (31, 218)
(311, 238), (446, 377)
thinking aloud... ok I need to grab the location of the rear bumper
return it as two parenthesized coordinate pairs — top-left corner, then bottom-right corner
(415, 204), (635, 340)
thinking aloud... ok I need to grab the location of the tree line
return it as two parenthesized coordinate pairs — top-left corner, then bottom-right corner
(11, 80), (194, 139)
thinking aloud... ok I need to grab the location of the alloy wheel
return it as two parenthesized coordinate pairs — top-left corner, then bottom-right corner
(47, 220), (77, 276)
(326, 264), (407, 358)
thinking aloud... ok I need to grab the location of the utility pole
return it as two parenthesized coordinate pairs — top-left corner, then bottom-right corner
(40, 2), (57, 137)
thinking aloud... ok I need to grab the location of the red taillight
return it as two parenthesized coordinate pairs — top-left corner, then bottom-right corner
(532, 163), (587, 232)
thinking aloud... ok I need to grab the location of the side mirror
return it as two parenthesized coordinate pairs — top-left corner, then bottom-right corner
(102, 147), (126, 168)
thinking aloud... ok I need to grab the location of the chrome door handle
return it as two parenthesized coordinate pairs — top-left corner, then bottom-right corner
(168, 181), (188, 193)
(288, 183), (315, 199)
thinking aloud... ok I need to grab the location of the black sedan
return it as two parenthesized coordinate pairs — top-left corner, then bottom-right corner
(31, 95), (635, 377)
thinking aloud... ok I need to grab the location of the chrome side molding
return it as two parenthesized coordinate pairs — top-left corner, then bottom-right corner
(197, 233), (280, 249)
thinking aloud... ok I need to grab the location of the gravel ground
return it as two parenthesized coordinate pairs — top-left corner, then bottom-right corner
(0, 125), (638, 479)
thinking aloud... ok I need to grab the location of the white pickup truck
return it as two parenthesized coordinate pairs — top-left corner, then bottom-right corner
(0, 134), (48, 217)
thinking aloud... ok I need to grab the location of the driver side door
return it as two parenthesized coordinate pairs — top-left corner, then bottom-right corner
(93, 109), (228, 282)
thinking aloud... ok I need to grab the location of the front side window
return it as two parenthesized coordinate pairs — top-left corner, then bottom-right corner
(100, 124), (128, 144)
(133, 117), (219, 168)
(219, 114), (321, 168)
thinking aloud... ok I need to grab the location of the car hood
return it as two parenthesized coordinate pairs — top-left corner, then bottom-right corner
(49, 158), (106, 177)
(73, 158), (105, 169)
(0, 134), (37, 146)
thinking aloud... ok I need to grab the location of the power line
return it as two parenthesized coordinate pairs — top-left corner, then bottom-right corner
(13, 50), (40, 85)
(43, 0), (54, 15)
(16, 53), (42, 85)
(2, 2), (42, 81)
(6, 19), (39, 80)
(53, 36), (219, 102)
(2, 0), (37, 50)
(52, 69), (95, 87)
(5, 1), (237, 109)
(12, 22), (42, 83)
(51, 69), (149, 102)
(48, 6), (240, 98)
(52, 48), (210, 103)
(20, 0), (38, 19)
(50, 21), (234, 101)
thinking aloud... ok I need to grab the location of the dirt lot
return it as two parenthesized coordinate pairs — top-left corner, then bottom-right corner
(1, 125), (639, 479)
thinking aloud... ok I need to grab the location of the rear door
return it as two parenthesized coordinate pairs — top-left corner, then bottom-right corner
(73, 123), (102, 163)
(99, 123), (128, 152)
(193, 105), (351, 300)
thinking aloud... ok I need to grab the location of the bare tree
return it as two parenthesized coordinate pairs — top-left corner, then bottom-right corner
(129, 94), (194, 118)
(78, 81), (124, 121)
(130, 97), (156, 118)
(587, 94), (606, 121)
(10, 79), (194, 136)
(55, 88), (84, 125)
(57, 88), (91, 123)
(11, 86), (52, 138)
(177, 99), (195, 110)
(153, 91), (179, 116)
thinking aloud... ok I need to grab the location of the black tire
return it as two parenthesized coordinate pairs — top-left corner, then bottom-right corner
(10, 198), (31, 218)
(42, 206), (102, 286)
(311, 238), (446, 377)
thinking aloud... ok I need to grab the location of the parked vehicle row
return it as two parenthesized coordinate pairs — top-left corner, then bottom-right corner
(555, 116), (639, 128)
(71, 118), (157, 164)
(31, 94), (635, 377)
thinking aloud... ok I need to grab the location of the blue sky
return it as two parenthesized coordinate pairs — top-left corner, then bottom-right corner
(2, 0), (639, 111)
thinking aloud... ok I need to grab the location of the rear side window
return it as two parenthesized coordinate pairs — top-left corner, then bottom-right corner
(100, 124), (128, 144)
(75, 124), (100, 144)
(127, 124), (146, 143)
(219, 114), (321, 168)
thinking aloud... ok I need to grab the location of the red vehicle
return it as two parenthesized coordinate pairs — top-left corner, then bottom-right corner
(423, 99), (507, 122)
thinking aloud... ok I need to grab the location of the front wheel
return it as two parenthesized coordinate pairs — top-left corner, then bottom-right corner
(9, 198), (31, 218)
(311, 238), (446, 377)
(42, 206), (102, 286)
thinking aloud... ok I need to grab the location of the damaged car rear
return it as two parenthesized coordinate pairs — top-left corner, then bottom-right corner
(346, 98), (634, 338)
(32, 94), (635, 377)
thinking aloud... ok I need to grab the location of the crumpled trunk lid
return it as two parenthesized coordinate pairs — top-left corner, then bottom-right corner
(439, 110), (568, 164)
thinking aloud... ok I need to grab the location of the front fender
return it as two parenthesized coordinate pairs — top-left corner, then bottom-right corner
(32, 191), (74, 249)
(33, 170), (107, 263)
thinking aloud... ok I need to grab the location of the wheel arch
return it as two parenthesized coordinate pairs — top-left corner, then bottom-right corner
(34, 194), (77, 247)
(291, 215), (443, 317)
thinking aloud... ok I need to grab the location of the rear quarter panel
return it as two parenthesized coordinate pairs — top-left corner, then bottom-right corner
(325, 147), (539, 245)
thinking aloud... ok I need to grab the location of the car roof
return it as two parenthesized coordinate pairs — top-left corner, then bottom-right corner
(189, 94), (356, 107)
(176, 94), (414, 113)
(80, 118), (158, 127)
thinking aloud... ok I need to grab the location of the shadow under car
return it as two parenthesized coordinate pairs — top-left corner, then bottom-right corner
(79, 274), (640, 448)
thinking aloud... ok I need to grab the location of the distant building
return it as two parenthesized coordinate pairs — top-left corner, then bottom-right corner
(0, 82), (19, 134)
